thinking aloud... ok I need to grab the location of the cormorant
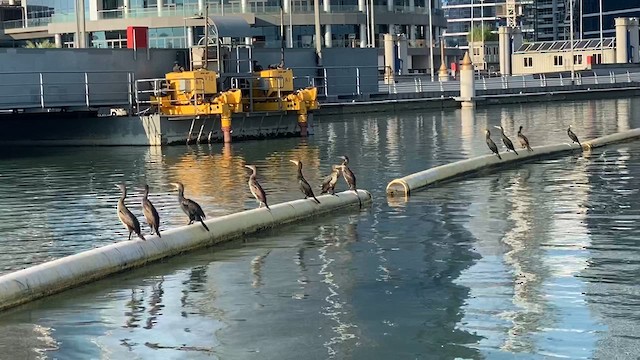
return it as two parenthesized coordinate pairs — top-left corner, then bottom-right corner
(567, 125), (581, 147)
(116, 183), (145, 241)
(485, 129), (502, 160)
(170, 182), (210, 231)
(289, 160), (320, 204)
(321, 165), (341, 195)
(339, 155), (357, 193)
(494, 125), (518, 155)
(245, 164), (270, 209)
(142, 184), (161, 238)
(517, 126), (533, 152)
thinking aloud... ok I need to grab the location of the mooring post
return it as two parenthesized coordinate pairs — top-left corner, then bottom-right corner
(459, 51), (475, 108)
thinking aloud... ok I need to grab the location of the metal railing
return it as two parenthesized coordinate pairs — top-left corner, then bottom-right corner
(134, 76), (207, 115)
(286, 65), (640, 100)
(0, 71), (134, 111)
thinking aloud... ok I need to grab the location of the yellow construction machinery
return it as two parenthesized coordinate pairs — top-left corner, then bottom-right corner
(149, 67), (319, 142)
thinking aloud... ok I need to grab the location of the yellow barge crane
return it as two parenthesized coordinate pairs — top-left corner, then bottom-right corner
(149, 67), (319, 143)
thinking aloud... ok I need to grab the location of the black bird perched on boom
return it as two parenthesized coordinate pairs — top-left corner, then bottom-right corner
(289, 159), (320, 204)
(494, 125), (518, 155)
(321, 165), (341, 195)
(116, 183), (145, 241)
(142, 184), (161, 238)
(339, 155), (357, 193)
(485, 129), (502, 160)
(567, 125), (581, 147)
(245, 164), (270, 209)
(517, 126), (533, 152)
(170, 182), (209, 231)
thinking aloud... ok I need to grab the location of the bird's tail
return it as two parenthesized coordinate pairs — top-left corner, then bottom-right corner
(497, 153), (502, 160)
(137, 233), (146, 241)
(527, 145), (533, 152)
(200, 219), (210, 231)
(312, 196), (321, 204)
(513, 149), (519, 155)
(155, 227), (161, 238)
(265, 203), (271, 210)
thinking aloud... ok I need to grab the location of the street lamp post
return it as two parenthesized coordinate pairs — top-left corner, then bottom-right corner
(480, 0), (484, 71)
(599, 0), (603, 62)
(570, 0), (575, 82)
(428, 0), (434, 80)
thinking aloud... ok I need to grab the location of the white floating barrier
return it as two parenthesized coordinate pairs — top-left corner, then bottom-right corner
(386, 128), (640, 196)
(0, 190), (372, 311)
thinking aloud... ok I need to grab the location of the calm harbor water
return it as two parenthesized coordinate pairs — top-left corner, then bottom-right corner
(0, 98), (640, 359)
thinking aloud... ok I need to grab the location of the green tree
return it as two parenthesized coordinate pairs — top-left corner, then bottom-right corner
(24, 40), (57, 48)
(467, 27), (498, 42)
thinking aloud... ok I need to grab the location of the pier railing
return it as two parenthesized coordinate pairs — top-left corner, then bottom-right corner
(295, 66), (640, 102)
(0, 71), (134, 112)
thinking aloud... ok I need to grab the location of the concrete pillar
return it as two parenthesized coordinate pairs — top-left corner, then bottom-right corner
(388, 24), (395, 35)
(388, 0), (393, 12)
(360, 25), (367, 47)
(409, 25), (416, 46)
(89, 0), (102, 21)
(616, 17), (629, 64)
(157, 0), (164, 17)
(438, 62), (449, 82)
(198, 0), (204, 14)
(187, 26), (194, 47)
(123, 0), (129, 18)
(284, 0), (290, 12)
(397, 34), (408, 74)
(630, 18), (639, 63)
(323, 0), (331, 47)
(286, 25), (293, 48)
(54, 34), (63, 48)
(459, 52), (475, 108)
(384, 33), (396, 84)
(8, 0), (14, 5)
(358, 0), (365, 11)
(498, 26), (512, 75)
(409, 0), (415, 12)
(324, 25), (332, 47)
(241, 0), (248, 13)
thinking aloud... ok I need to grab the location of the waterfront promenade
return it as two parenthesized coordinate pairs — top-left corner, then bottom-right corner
(0, 98), (639, 358)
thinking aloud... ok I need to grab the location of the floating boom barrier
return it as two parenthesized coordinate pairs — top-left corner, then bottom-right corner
(386, 128), (640, 197)
(0, 190), (372, 312)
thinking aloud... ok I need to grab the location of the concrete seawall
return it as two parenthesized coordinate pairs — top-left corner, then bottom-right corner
(0, 190), (372, 312)
(386, 128), (640, 196)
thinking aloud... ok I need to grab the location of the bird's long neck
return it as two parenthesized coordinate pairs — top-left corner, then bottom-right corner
(486, 132), (491, 140)
(177, 187), (184, 201)
(296, 163), (304, 179)
(120, 188), (126, 201)
(143, 188), (149, 199)
(518, 128), (522, 135)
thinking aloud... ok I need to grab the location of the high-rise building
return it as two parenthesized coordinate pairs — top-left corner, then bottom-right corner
(532, 0), (567, 41)
(580, 1), (640, 39)
(0, 0), (447, 53)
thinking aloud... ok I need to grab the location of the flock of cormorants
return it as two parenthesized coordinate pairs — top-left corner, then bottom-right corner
(115, 155), (358, 241)
(484, 125), (581, 159)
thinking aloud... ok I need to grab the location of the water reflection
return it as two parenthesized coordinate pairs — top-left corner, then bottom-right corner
(0, 99), (640, 358)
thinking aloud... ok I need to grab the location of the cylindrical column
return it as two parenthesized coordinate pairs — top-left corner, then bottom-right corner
(284, 0), (290, 13)
(123, 0), (129, 18)
(459, 51), (475, 108)
(616, 17), (629, 63)
(286, 25), (293, 48)
(384, 33), (395, 84)
(498, 26), (511, 75)
(198, 0), (204, 13)
(324, 25), (332, 47)
(387, 0), (393, 12)
(409, 0), (414, 12)
(54, 34), (63, 48)
(323, 0), (331, 47)
(8, 0), (15, 5)
(629, 18), (639, 63)
(157, 0), (164, 17)
(221, 115), (232, 143)
(187, 26), (194, 47)
(388, 24), (395, 35)
(409, 25), (416, 46)
(397, 34), (407, 75)
(360, 24), (367, 48)
(241, 0), (248, 13)
(358, 0), (365, 11)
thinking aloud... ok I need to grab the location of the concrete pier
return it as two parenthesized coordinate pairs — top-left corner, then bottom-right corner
(458, 52), (475, 108)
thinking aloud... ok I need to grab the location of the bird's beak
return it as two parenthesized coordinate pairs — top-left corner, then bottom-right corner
(493, 125), (501, 129)
(289, 160), (297, 164)
(244, 164), (251, 169)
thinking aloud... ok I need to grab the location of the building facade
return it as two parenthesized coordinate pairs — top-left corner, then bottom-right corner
(581, 0), (640, 39)
(0, 0), (447, 56)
